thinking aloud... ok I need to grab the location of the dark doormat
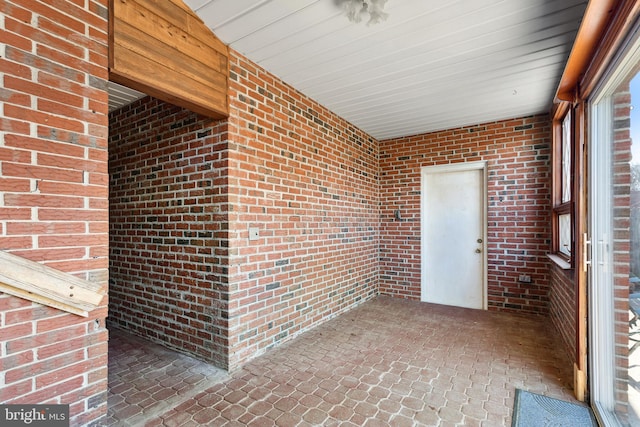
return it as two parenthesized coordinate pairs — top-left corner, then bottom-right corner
(512, 389), (597, 426)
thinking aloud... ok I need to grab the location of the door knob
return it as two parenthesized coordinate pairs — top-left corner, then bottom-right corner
(475, 248), (482, 253)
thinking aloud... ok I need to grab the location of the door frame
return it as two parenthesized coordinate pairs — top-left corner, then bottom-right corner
(586, 22), (640, 425)
(588, 93), (618, 425)
(420, 161), (488, 309)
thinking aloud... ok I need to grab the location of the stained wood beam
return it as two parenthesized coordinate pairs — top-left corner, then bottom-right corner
(554, 0), (618, 102)
(109, 0), (229, 118)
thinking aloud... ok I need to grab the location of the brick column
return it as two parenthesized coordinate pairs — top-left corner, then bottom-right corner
(0, 1), (110, 425)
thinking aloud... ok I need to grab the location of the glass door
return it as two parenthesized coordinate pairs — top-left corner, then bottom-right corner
(628, 66), (640, 427)
(589, 31), (640, 427)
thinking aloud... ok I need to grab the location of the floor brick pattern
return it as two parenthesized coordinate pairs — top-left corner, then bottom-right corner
(105, 332), (228, 426)
(106, 296), (575, 426)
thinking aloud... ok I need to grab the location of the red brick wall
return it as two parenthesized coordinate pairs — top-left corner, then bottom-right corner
(548, 266), (575, 361)
(379, 115), (551, 314)
(612, 88), (632, 417)
(107, 51), (380, 371)
(226, 51), (380, 369)
(109, 98), (229, 368)
(0, 1), (109, 425)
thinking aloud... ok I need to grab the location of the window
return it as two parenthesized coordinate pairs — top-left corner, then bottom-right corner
(552, 107), (573, 266)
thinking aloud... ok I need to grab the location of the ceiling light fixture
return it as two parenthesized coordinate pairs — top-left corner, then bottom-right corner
(340, 0), (389, 25)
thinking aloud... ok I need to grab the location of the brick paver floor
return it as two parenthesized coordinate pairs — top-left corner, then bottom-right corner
(105, 328), (228, 426)
(106, 296), (577, 426)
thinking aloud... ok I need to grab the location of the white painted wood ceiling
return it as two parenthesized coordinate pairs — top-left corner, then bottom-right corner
(108, 81), (147, 113)
(110, 0), (588, 140)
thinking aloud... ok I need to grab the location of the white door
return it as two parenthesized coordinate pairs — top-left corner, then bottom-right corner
(421, 162), (487, 309)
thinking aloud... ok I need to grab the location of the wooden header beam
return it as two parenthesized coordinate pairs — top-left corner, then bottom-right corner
(554, 0), (618, 102)
(109, 0), (229, 119)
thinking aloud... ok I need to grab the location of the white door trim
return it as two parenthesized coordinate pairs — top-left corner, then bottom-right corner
(589, 94), (619, 427)
(420, 161), (488, 309)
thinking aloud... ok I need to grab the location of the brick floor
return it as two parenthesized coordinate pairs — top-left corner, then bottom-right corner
(105, 329), (228, 426)
(105, 296), (576, 426)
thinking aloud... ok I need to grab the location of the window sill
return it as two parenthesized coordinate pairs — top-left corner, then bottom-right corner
(547, 253), (572, 270)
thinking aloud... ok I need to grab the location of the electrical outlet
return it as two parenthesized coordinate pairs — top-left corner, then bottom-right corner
(518, 274), (531, 283)
(249, 227), (259, 241)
